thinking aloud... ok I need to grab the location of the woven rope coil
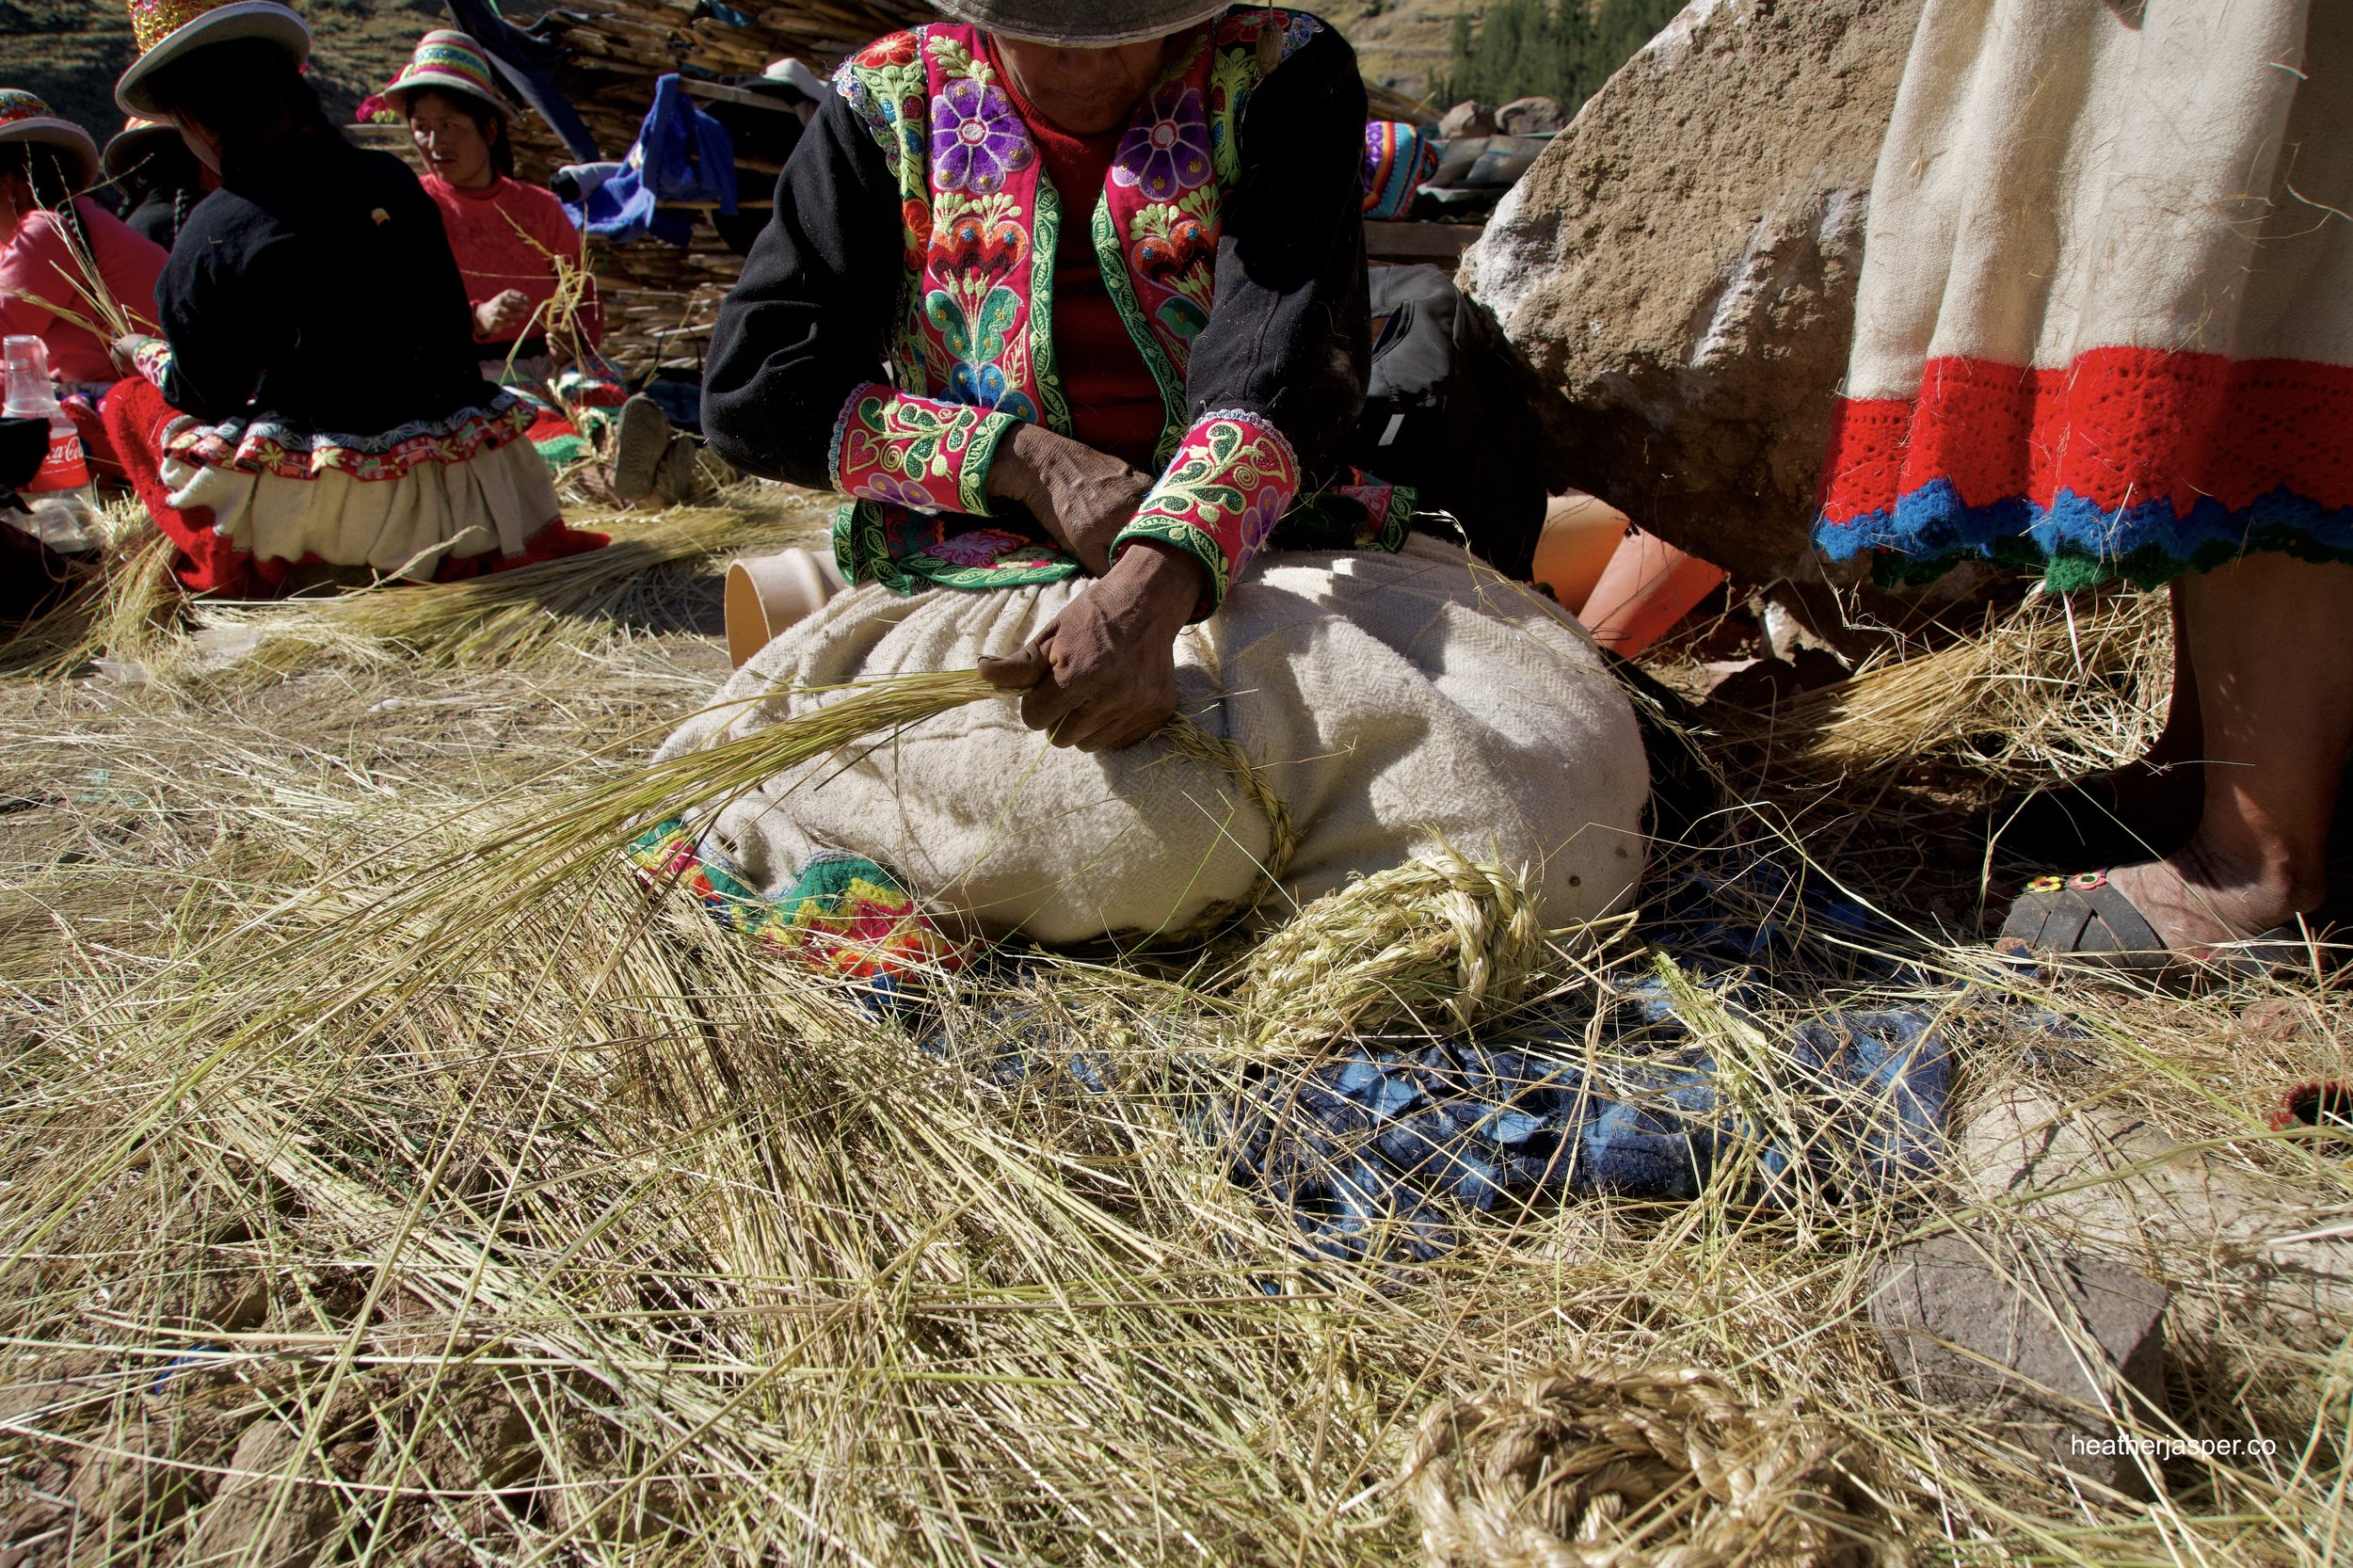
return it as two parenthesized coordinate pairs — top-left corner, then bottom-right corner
(1239, 845), (1543, 1053)
(1401, 1364), (1880, 1568)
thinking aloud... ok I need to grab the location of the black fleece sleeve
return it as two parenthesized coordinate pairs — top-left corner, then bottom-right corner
(1183, 24), (1370, 476)
(699, 91), (904, 487)
(152, 220), (286, 424)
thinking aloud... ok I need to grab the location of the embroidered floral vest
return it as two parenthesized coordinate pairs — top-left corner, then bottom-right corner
(825, 8), (1409, 612)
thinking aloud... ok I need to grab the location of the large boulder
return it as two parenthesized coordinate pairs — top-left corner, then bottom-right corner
(1460, 0), (1927, 585)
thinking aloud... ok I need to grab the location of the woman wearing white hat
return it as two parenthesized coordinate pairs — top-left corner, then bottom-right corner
(0, 90), (167, 392)
(100, 0), (606, 596)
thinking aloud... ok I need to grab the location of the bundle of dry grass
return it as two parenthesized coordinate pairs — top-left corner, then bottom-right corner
(141, 490), (833, 681)
(1715, 587), (2171, 792)
(1401, 1363), (1878, 1567)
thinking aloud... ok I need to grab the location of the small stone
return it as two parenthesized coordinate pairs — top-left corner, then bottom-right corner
(1437, 100), (1497, 139)
(1870, 1235), (2168, 1496)
(1496, 95), (1565, 136)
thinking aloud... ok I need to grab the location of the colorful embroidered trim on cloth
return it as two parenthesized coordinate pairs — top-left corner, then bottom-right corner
(1814, 347), (2353, 591)
(828, 381), (1016, 516)
(626, 816), (964, 981)
(161, 397), (536, 484)
(1112, 408), (1299, 618)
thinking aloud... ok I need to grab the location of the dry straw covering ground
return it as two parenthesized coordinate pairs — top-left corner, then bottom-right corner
(0, 488), (2345, 1565)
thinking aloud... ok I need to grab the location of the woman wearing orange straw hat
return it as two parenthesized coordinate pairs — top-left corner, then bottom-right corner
(99, 0), (604, 595)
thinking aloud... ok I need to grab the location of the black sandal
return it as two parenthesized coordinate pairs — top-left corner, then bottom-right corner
(1995, 871), (2171, 973)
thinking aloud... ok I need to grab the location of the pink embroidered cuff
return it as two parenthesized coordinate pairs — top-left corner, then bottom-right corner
(1111, 409), (1301, 619)
(828, 382), (1016, 517)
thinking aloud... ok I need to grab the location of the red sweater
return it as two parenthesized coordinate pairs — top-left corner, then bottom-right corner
(421, 174), (603, 349)
(0, 199), (167, 384)
(987, 44), (1168, 472)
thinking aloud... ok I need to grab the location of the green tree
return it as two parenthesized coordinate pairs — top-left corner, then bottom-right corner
(1432, 0), (1684, 118)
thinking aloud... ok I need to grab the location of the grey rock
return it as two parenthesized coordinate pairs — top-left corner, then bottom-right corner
(1870, 1234), (2167, 1495)
(1458, 0), (1929, 585)
(1495, 95), (1565, 136)
(1437, 99), (1496, 138)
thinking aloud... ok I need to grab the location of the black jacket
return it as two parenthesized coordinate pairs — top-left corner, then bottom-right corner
(702, 24), (1371, 487)
(152, 130), (495, 436)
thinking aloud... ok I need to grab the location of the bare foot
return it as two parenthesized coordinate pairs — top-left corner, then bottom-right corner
(2105, 844), (2312, 949)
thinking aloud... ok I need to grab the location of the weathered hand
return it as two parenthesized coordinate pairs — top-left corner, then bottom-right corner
(978, 540), (1206, 752)
(984, 422), (1154, 576)
(474, 289), (534, 340)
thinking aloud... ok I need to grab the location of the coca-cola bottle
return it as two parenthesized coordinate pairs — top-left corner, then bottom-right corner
(2, 334), (97, 551)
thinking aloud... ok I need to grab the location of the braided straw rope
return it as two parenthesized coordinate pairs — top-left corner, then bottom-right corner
(1401, 1364), (1880, 1568)
(1238, 844), (1544, 1054)
(1161, 712), (1300, 896)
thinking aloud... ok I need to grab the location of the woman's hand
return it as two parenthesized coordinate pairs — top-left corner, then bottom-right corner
(109, 333), (152, 376)
(979, 540), (1207, 752)
(472, 289), (534, 341)
(984, 422), (1153, 576)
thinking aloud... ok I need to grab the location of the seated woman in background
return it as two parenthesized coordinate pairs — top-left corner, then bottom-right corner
(0, 91), (167, 472)
(101, 0), (603, 596)
(390, 33), (604, 377)
(387, 31), (611, 470)
(103, 115), (213, 252)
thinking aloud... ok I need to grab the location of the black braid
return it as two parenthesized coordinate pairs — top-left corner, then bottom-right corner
(169, 186), (190, 248)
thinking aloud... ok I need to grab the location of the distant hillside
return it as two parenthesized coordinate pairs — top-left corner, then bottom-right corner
(8, 0), (1483, 152)
(3, 0), (443, 152)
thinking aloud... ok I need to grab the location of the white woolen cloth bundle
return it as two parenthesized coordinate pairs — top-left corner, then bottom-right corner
(655, 536), (1650, 947)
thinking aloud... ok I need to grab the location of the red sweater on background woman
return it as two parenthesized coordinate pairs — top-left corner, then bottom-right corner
(420, 173), (602, 353)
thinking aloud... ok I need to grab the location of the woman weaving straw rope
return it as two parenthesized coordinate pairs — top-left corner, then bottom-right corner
(636, 0), (1648, 969)
(98, 0), (606, 597)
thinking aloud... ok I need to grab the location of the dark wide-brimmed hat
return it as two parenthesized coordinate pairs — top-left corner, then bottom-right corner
(101, 115), (180, 180)
(927, 0), (1233, 45)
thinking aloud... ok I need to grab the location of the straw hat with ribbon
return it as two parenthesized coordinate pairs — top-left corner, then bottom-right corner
(381, 31), (512, 117)
(116, 0), (312, 119)
(101, 115), (181, 181)
(926, 0), (1235, 45)
(0, 90), (102, 191)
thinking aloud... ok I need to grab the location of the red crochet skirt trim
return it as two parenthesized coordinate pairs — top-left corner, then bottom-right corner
(1819, 347), (2353, 525)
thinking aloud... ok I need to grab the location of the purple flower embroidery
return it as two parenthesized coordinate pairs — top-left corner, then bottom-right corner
(1113, 84), (1213, 200)
(856, 472), (937, 510)
(930, 77), (1033, 194)
(1237, 488), (1285, 558)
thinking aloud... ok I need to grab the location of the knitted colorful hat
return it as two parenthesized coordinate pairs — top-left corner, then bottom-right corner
(116, 0), (313, 119)
(0, 90), (102, 191)
(925, 0), (1232, 45)
(100, 115), (181, 180)
(382, 30), (512, 115)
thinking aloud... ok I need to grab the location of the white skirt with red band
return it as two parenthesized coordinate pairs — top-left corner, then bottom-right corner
(1813, 0), (2352, 591)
